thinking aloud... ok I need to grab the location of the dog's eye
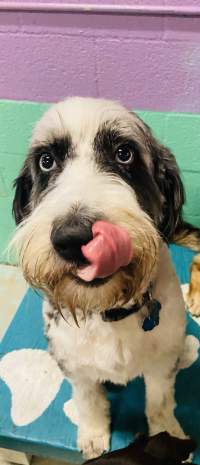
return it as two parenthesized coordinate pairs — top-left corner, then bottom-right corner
(39, 153), (56, 172)
(115, 146), (134, 165)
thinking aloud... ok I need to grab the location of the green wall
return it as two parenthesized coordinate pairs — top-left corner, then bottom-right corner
(0, 100), (200, 263)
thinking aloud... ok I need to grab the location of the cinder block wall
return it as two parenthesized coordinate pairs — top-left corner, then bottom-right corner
(1, 0), (200, 262)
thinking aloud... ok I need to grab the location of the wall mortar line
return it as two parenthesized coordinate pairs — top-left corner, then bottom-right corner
(1, 3), (200, 18)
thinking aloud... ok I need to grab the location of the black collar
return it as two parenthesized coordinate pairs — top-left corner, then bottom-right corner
(101, 289), (161, 332)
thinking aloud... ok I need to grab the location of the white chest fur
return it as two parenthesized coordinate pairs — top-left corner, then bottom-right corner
(44, 244), (186, 385)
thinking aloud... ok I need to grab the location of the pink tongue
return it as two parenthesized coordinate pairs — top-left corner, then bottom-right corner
(77, 221), (133, 282)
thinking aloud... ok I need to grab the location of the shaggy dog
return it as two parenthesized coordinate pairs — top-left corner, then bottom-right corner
(11, 97), (194, 458)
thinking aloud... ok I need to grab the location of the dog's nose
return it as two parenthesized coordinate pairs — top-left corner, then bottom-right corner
(51, 216), (93, 264)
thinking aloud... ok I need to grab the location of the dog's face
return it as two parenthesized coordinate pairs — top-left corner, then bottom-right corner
(11, 98), (184, 315)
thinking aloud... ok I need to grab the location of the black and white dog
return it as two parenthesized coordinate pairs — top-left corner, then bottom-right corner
(11, 98), (191, 458)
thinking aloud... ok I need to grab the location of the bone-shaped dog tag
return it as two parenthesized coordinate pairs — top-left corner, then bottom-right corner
(142, 299), (161, 332)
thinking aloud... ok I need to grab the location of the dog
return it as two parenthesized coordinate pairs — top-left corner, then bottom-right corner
(11, 97), (198, 458)
(173, 225), (200, 317)
(83, 432), (197, 465)
(187, 254), (200, 316)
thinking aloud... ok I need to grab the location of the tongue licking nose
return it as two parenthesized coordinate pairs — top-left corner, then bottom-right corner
(77, 221), (133, 282)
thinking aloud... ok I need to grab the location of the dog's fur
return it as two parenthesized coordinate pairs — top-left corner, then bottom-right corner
(187, 254), (200, 316)
(83, 432), (196, 465)
(11, 97), (195, 458)
(174, 225), (200, 317)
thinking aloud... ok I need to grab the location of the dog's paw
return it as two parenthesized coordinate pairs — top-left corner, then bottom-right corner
(78, 428), (110, 459)
(187, 255), (200, 317)
(187, 293), (200, 317)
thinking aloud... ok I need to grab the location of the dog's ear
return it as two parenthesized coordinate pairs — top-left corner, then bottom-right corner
(12, 161), (33, 225)
(146, 127), (185, 241)
(145, 432), (196, 462)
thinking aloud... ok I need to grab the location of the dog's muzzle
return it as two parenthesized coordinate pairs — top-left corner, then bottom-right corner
(51, 215), (93, 265)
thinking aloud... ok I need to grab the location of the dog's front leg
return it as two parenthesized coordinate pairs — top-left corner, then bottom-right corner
(144, 364), (185, 439)
(72, 378), (110, 459)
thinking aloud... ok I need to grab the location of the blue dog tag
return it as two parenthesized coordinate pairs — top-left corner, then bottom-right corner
(142, 299), (161, 332)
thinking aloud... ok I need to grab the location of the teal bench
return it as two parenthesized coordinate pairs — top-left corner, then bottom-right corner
(0, 245), (200, 463)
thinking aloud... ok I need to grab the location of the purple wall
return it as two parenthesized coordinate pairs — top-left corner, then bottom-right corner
(1, 1), (200, 5)
(0, 1), (200, 112)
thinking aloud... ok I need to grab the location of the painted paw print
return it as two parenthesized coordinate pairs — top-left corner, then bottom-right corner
(0, 332), (199, 427)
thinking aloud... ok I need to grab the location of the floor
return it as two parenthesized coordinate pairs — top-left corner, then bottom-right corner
(0, 264), (69, 465)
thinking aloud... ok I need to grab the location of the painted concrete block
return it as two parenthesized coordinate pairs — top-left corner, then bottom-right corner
(0, 4), (200, 112)
(1, 100), (200, 263)
(96, 38), (200, 112)
(0, 34), (97, 102)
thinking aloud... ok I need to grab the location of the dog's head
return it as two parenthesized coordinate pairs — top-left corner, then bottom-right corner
(11, 98), (184, 316)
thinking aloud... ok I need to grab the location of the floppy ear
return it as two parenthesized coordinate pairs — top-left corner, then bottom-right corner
(146, 128), (185, 241)
(12, 161), (33, 225)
